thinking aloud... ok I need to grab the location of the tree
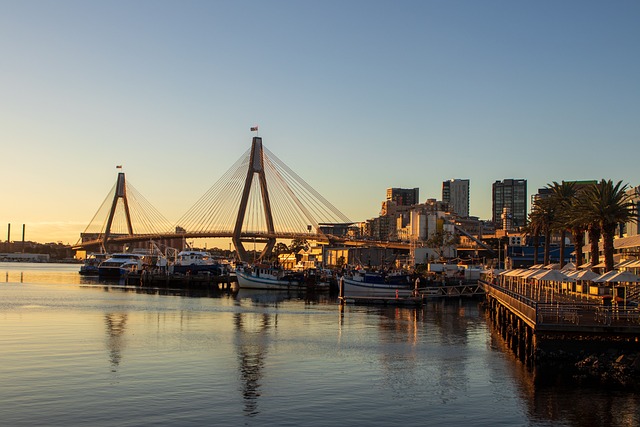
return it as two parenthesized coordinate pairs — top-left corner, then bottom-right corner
(581, 180), (636, 272)
(547, 181), (577, 268)
(565, 189), (594, 269)
(274, 242), (289, 255)
(523, 211), (543, 265)
(288, 238), (309, 254)
(530, 197), (555, 266)
(272, 242), (290, 264)
(425, 229), (457, 260)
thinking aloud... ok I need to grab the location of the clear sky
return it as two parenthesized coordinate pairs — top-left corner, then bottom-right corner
(1, 0), (639, 244)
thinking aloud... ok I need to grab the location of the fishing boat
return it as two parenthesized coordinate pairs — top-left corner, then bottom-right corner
(340, 270), (414, 297)
(98, 253), (144, 278)
(236, 264), (301, 290)
(236, 264), (329, 290)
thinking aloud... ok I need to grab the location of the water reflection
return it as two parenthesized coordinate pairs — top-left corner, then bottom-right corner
(234, 288), (333, 306)
(486, 306), (640, 426)
(233, 311), (273, 417)
(104, 313), (128, 372)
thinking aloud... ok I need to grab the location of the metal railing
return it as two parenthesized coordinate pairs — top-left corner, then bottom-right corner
(481, 280), (640, 329)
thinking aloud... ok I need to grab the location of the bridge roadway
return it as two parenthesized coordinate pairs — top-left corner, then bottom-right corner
(73, 231), (417, 251)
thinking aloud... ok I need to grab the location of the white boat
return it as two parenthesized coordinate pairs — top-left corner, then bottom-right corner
(171, 250), (228, 275)
(236, 265), (328, 290)
(340, 270), (414, 297)
(98, 253), (144, 278)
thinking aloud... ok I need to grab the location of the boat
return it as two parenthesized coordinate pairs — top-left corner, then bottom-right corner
(236, 264), (329, 290)
(302, 267), (332, 291)
(98, 253), (144, 278)
(79, 252), (110, 275)
(171, 250), (229, 275)
(340, 270), (414, 297)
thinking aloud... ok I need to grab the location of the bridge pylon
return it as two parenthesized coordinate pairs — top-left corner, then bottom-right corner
(101, 172), (134, 250)
(233, 137), (276, 262)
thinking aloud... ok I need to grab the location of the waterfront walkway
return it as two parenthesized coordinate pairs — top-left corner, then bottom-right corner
(482, 279), (640, 333)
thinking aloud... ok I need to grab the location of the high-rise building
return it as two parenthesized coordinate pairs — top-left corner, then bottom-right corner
(386, 188), (419, 206)
(442, 179), (470, 217)
(492, 179), (527, 230)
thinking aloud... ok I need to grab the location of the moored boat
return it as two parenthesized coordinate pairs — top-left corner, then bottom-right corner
(79, 252), (110, 275)
(98, 253), (144, 278)
(235, 264), (303, 290)
(171, 250), (229, 275)
(340, 270), (414, 297)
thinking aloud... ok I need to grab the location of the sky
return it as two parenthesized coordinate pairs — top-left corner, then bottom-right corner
(1, 0), (639, 244)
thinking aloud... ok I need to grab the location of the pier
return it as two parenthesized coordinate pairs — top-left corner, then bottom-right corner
(126, 271), (237, 291)
(482, 279), (640, 364)
(337, 279), (484, 306)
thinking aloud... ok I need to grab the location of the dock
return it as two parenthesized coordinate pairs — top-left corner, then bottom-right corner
(482, 279), (640, 364)
(125, 271), (237, 290)
(337, 280), (485, 307)
(420, 282), (485, 298)
(338, 295), (423, 306)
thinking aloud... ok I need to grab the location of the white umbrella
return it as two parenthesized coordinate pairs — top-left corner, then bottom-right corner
(531, 269), (575, 282)
(503, 269), (525, 277)
(615, 259), (635, 269)
(593, 270), (620, 283)
(519, 268), (545, 278)
(573, 269), (600, 281)
(564, 270), (579, 279)
(595, 271), (640, 283)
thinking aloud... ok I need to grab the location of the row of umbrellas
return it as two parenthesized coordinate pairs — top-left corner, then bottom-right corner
(498, 267), (640, 284)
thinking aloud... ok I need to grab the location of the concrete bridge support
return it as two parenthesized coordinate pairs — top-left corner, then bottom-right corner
(232, 137), (276, 262)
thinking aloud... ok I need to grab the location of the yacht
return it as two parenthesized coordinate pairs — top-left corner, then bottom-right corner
(98, 253), (144, 278)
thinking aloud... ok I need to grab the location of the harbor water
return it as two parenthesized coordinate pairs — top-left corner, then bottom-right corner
(1, 263), (639, 426)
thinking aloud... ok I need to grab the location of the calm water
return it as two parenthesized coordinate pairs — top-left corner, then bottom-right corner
(1, 263), (639, 426)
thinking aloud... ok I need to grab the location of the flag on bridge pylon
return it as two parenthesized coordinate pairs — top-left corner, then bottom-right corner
(116, 165), (122, 169)
(250, 126), (258, 132)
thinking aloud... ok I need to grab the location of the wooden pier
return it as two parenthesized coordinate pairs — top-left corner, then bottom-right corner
(482, 280), (640, 364)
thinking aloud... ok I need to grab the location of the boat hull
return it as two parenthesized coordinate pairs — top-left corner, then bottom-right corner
(236, 270), (303, 290)
(341, 277), (414, 298)
(172, 264), (223, 275)
(97, 267), (129, 278)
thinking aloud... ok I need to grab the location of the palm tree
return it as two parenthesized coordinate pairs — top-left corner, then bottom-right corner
(566, 210), (589, 269)
(587, 222), (601, 271)
(566, 188), (598, 269)
(523, 212), (543, 266)
(546, 181), (577, 268)
(530, 197), (555, 266)
(581, 180), (636, 272)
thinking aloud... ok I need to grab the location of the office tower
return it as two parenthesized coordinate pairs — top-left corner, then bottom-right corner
(442, 179), (470, 217)
(386, 188), (419, 206)
(492, 179), (527, 230)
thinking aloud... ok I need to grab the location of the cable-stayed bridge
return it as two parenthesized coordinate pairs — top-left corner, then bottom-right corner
(75, 136), (360, 261)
